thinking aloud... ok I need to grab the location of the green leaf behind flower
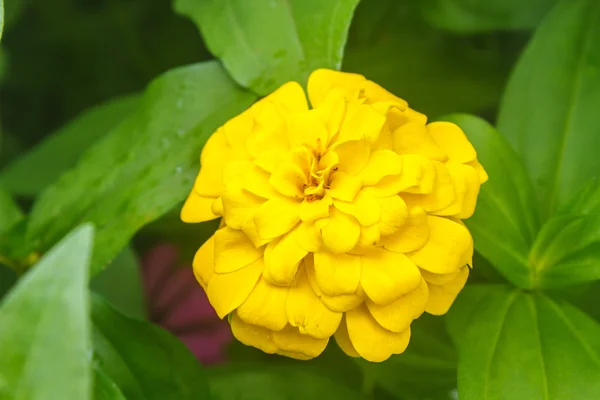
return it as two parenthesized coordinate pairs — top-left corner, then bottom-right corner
(0, 94), (140, 197)
(420, 0), (558, 32)
(27, 61), (256, 276)
(498, 0), (600, 219)
(174, 0), (360, 95)
(91, 294), (210, 400)
(93, 367), (127, 400)
(0, 224), (94, 400)
(447, 284), (600, 400)
(443, 114), (539, 289)
(207, 364), (364, 400)
(0, 188), (22, 234)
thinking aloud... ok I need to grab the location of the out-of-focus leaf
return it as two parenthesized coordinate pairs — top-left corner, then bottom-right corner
(498, 0), (600, 219)
(207, 364), (364, 400)
(444, 114), (539, 289)
(421, 0), (558, 32)
(344, 0), (516, 118)
(90, 245), (145, 319)
(27, 61), (256, 276)
(530, 204), (600, 288)
(2, 0), (26, 32)
(174, 0), (360, 95)
(356, 314), (457, 399)
(557, 179), (600, 216)
(447, 284), (600, 399)
(0, 0), (4, 41)
(0, 264), (16, 301)
(0, 224), (94, 400)
(91, 294), (210, 400)
(0, 94), (140, 196)
(0, 187), (22, 234)
(93, 367), (126, 400)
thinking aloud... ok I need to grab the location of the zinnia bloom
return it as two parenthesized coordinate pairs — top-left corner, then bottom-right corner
(142, 244), (232, 364)
(181, 70), (487, 362)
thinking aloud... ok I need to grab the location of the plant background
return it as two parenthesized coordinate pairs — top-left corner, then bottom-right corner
(1, 0), (599, 399)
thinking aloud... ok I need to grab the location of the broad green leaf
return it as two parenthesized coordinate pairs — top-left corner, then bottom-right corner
(0, 264), (15, 301)
(207, 365), (364, 400)
(93, 367), (126, 400)
(421, 0), (558, 32)
(175, 0), (360, 95)
(497, 0), (600, 219)
(90, 245), (146, 319)
(2, 0), (25, 32)
(0, 224), (94, 400)
(91, 294), (210, 400)
(356, 314), (457, 399)
(27, 61), (256, 276)
(0, 188), (22, 234)
(447, 285), (600, 400)
(343, 0), (515, 118)
(0, 94), (140, 196)
(530, 213), (600, 288)
(443, 114), (539, 289)
(557, 178), (600, 215)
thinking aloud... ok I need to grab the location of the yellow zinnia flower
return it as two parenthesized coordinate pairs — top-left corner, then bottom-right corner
(181, 69), (488, 362)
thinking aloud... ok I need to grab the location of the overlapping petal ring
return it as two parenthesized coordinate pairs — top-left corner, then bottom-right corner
(181, 69), (488, 362)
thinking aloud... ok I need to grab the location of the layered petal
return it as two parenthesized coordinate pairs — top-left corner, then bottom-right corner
(425, 266), (469, 315)
(313, 252), (361, 296)
(236, 278), (289, 331)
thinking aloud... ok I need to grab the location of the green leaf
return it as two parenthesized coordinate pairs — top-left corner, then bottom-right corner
(207, 364), (364, 400)
(0, 94), (140, 197)
(90, 245), (146, 319)
(175, 0), (360, 95)
(27, 61), (256, 276)
(93, 367), (126, 400)
(447, 284), (600, 399)
(442, 114), (539, 289)
(0, 188), (22, 234)
(0, 0), (4, 41)
(91, 294), (210, 400)
(0, 224), (94, 400)
(343, 0), (516, 118)
(420, 0), (558, 32)
(356, 314), (457, 399)
(497, 0), (600, 219)
(557, 178), (600, 215)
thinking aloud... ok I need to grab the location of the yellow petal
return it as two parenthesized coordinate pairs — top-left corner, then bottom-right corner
(254, 149), (287, 173)
(223, 160), (254, 189)
(407, 216), (472, 274)
(308, 69), (366, 107)
(333, 189), (381, 227)
(346, 304), (411, 362)
(467, 159), (489, 184)
(286, 267), (342, 339)
(402, 161), (455, 212)
(254, 197), (300, 240)
(299, 197), (332, 222)
(221, 187), (264, 229)
(195, 129), (231, 197)
(327, 172), (362, 202)
(360, 248), (422, 305)
(334, 317), (360, 358)
(433, 163), (480, 218)
(207, 258), (263, 318)
(295, 222), (322, 252)
(379, 206), (429, 253)
(241, 217), (270, 248)
(333, 140), (370, 176)
(230, 312), (278, 354)
(288, 109), (329, 149)
(391, 122), (446, 161)
(271, 325), (329, 359)
(269, 81), (309, 113)
(269, 162), (307, 199)
(313, 252), (361, 296)
(357, 150), (403, 186)
(386, 105), (427, 130)
(314, 88), (346, 138)
(305, 255), (364, 312)
(377, 195), (408, 236)
(211, 196), (224, 216)
(192, 235), (215, 290)
(371, 155), (435, 197)
(244, 165), (280, 199)
(181, 193), (218, 223)
(263, 228), (307, 285)
(367, 278), (428, 332)
(427, 122), (477, 164)
(338, 102), (386, 144)
(214, 226), (263, 273)
(420, 268), (461, 286)
(426, 266), (469, 315)
(237, 278), (289, 331)
(321, 208), (361, 254)
(357, 224), (381, 249)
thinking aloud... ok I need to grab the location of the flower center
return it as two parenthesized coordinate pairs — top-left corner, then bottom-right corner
(301, 140), (338, 202)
